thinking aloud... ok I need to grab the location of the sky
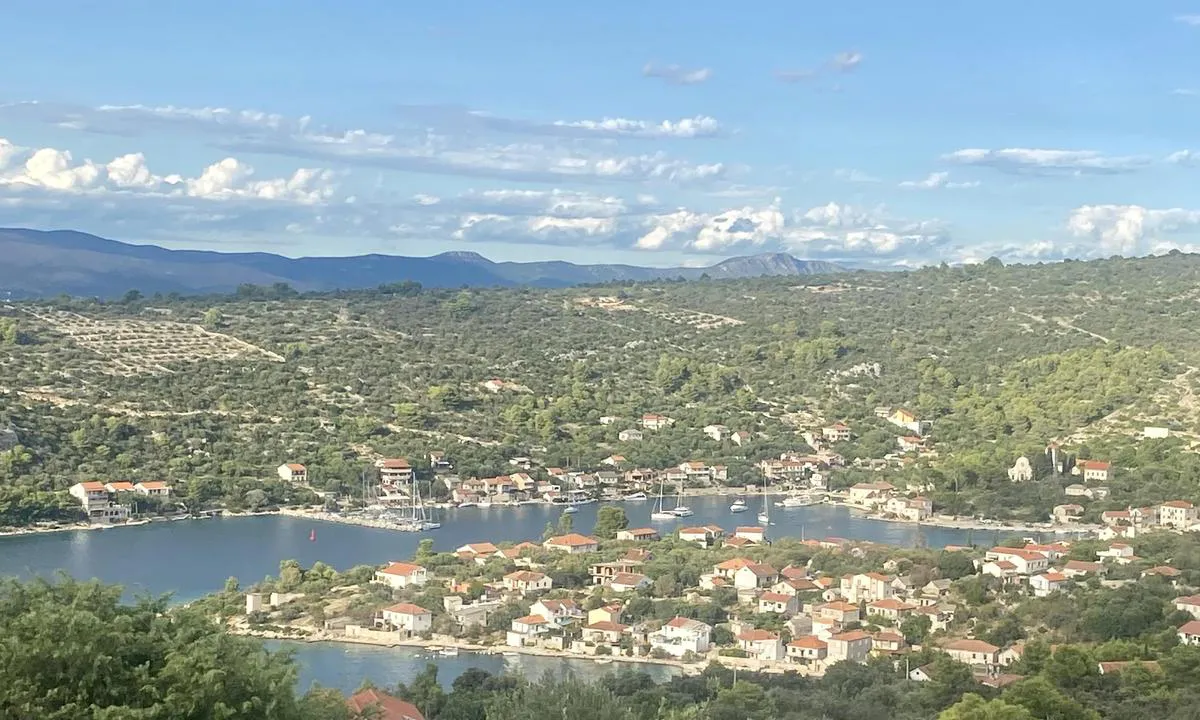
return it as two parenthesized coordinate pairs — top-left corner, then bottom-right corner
(4, 2), (1200, 268)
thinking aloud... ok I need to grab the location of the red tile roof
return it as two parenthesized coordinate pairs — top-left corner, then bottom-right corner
(379, 562), (425, 576)
(585, 621), (628, 633)
(383, 603), (430, 616)
(347, 689), (425, 720)
(738, 629), (779, 642)
(544, 533), (599, 547)
(789, 635), (828, 649)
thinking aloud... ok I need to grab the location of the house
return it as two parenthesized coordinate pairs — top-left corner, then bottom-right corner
(346, 689), (425, 720)
(377, 603), (433, 634)
(921, 579), (954, 601)
(582, 621), (628, 645)
(848, 482), (895, 507)
(867, 598), (916, 622)
(758, 592), (799, 616)
(1098, 661), (1162, 675)
(944, 639), (1000, 667)
(457, 542), (500, 560)
(897, 436), (925, 453)
(277, 463), (307, 483)
(503, 570), (553, 594)
(732, 563), (779, 590)
(1053, 504), (1085, 523)
(1160, 500), (1198, 529)
(1175, 595), (1200, 619)
(1143, 565), (1183, 580)
(616, 527), (659, 541)
(1007, 456), (1033, 483)
(982, 560), (1020, 582)
(495, 541), (540, 560)
(1064, 484), (1092, 498)
(1024, 542), (1070, 561)
(507, 615), (550, 646)
(1101, 510), (1133, 527)
(104, 482), (136, 493)
(588, 603), (624, 626)
(1029, 572), (1069, 597)
(134, 481), (171, 497)
(618, 429), (644, 442)
(608, 572), (652, 593)
(841, 572), (895, 603)
(914, 605), (956, 632)
(703, 424), (729, 441)
(599, 415), (619, 426)
(429, 451), (452, 472)
(69, 481), (110, 508)
(377, 458), (415, 485)
(531, 599), (583, 625)
(651, 617), (712, 658)
(732, 431), (752, 446)
(827, 630), (873, 664)
(640, 414), (674, 431)
(1063, 560), (1105, 578)
(601, 455), (626, 468)
(787, 636), (828, 666)
(1074, 460), (1112, 483)
(815, 601), (861, 625)
(1144, 426), (1170, 439)
(543, 533), (600, 554)
(374, 562), (429, 589)
(884, 496), (933, 521)
(887, 408), (925, 435)
(984, 547), (1049, 575)
(680, 526), (722, 546)
(738, 629), (784, 661)
(871, 631), (906, 654)
(822, 423), (852, 442)
(590, 560), (645, 585)
(1178, 620), (1200, 646)
(1097, 542), (1136, 564)
(734, 526), (766, 544)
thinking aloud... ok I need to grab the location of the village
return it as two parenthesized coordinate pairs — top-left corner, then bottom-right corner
(228, 511), (1200, 691)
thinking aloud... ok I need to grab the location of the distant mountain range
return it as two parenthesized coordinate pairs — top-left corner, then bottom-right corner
(0, 228), (844, 299)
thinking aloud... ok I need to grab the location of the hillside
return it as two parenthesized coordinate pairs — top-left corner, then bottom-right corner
(0, 228), (843, 298)
(4, 252), (1200, 524)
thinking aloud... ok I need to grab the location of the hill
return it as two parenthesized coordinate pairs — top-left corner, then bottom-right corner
(4, 251), (1200, 527)
(0, 228), (843, 298)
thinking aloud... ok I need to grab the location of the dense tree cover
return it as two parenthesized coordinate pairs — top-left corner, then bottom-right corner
(0, 577), (352, 719)
(6, 253), (1200, 525)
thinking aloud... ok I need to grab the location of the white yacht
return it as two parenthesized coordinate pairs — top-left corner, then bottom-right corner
(650, 477), (679, 521)
(729, 498), (748, 513)
(778, 492), (819, 508)
(623, 491), (648, 501)
(562, 505), (579, 515)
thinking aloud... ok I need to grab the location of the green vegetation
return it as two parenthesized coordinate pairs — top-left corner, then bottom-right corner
(5, 254), (1200, 527)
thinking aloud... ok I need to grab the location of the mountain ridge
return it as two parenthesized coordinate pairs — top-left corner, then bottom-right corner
(0, 228), (844, 298)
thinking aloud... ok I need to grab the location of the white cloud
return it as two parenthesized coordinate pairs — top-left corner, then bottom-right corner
(551, 115), (722, 139)
(899, 171), (980, 189)
(833, 168), (880, 183)
(1067, 204), (1200, 255)
(1166, 149), (1200, 165)
(1175, 14), (1200, 25)
(642, 62), (712, 85)
(0, 137), (334, 203)
(831, 51), (864, 72)
(944, 147), (1149, 175)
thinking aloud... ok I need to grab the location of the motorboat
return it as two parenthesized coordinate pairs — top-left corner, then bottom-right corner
(671, 506), (694, 517)
(623, 492), (648, 501)
(729, 498), (748, 513)
(562, 505), (579, 515)
(778, 492), (819, 507)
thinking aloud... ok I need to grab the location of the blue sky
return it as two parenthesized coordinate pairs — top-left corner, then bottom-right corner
(3, 2), (1200, 267)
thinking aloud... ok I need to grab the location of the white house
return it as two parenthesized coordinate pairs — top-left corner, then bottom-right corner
(377, 458), (415, 485)
(1074, 460), (1112, 483)
(1053, 504), (1085, 523)
(984, 547), (1049, 575)
(618, 429), (644, 442)
(374, 562), (429, 589)
(68, 481), (128, 523)
(822, 423), (852, 442)
(884, 497), (932, 521)
(1029, 571), (1069, 597)
(703, 424), (728, 441)
(731, 431), (752, 446)
(944, 639), (1000, 667)
(507, 615), (550, 646)
(840, 573), (894, 603)
(887, 408), (925, 435)
(1144, 426), (1170, 439)
(848, 482), (895, 508)
(1160, 501), (1198, 529)
(531, 599), (583, 625)
(651, 617), (712, 658)
(827, 630), (872, 664)
(1174, 595), (1200, 619)
(897, 436), (925, 453)
(738, 629), (784, 661)
(1178, 620), (1200, 646)
(608, 572), (652, 593)
(867, 598), (916, 622)
(503, 570), (553, 594)
(543, 533), (600, 554)
(378, 603), (432, 633)
(1007, 456), (1033, 483)
(732, 563), (779, 590)
(758, 592), (799, 616)
(787, 636), (828, 666)
(599, 415), (619, 426)
(1097, 543), (1136, 564)
(277, 463), (307, 483)
(134, 481), (172, 497)
(640, 414), (674, 430)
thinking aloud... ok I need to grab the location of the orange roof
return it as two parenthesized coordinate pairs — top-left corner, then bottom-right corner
(623, 527), (658, 537)
(989, 547), (1046, 561)
(738, 629), (779, 642)
(716, 557), (753, 571)
(744, 562), (777, 577)
(611, 572), (649, 586)
(504, 570), (547, 582)
(1162, 500), (1195, 509)
(515, 614), (548, 625)
(545, 533), (599, 547)
(723, 537), (753, 547)
(383, 603), (430, 616)
(945, 638), (999, 653)
(347, 689), (425, 720)
(379, 458), (411, 469)
(1179, 620), (1200, 635)
(735, 526), (765, 534)
(819, 601), (859, 613)
(1146, 566), (1182, 576)
(760, 592), (792, 603)
(79, 482), (107, 492)
(284, 463), (306, 471)
(831, 630), (871, 642)
(585, 621), (628, 632)
(869, 598), (915, 611)
(666, 616), (708, 629)
(789, 635), (827, 649)
(460, 542), (499, 555)
(1041, 572), (1068, 582)
(378, 562), (425, 576)
(106, 482), (135, 491)
(1175, 595), (1200, 606)
(137, 481), (168, 490)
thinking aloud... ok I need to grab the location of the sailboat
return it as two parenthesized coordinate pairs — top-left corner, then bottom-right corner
(671, 483), (694, 517)
(757, 480), (771, 525)
(309, 529), (317, 542)
(651, 476), (678, 521)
